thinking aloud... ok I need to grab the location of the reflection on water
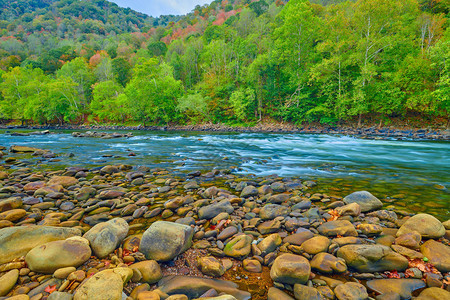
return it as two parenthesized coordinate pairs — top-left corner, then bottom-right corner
(1, 130), (449, 219)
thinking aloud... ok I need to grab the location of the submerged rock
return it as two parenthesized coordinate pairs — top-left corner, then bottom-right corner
(343, 191), (383, 212)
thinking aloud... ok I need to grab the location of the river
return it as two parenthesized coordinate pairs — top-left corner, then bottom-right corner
(1, 130), (449, 220)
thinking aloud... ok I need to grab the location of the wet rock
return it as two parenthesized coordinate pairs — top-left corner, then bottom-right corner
(0, 226), (81, 264)
(366, 279), (426, 299)
(358, 224), (383, 236)
(270, 253), (310, 285)
(217, 226), (238, 240)
(301, 236), (331, 255)
(310, 253), (347, 274)
(317, 220), (357, 237)
(0, 208), (26, 222)
(259, 204), (290, 220)
(416, 287), (450, 300)
(343, 191), (383, 212)
(334, 282), (368, 300)
(25, 237), (91, 273)
(158, 275), (251, 300)
(75, 187), (96, 201)
(0, 269), (19, 296)
(243, 259), (262, 273)
(48, 292), (73, 300)
(0, 197), (23, 212)
(257, 233), (282, 256)
(199, 200), (234, 220)
(257, 219), (281, 234)
(420, 240), (450, 272)
(73, 269), (125, 300)
(335, 203), (361, 217)
(54, 266), (77, 279)
(391, 245), (424, 259)
(223, 234), (252, 259)
(268, 287), (294, 300)
(197, 256), (225, 277)
(130, 260), (162, 284)
(83, 217), (129, 258)
(337, 244), (408, 272)
(293, 284), (322, 300)
(47, 176), (78, 187)
(395, 231), (421, 249)
(240, 185), (258, 198)
(10, 145), (42, 153)
(140, 221), (194, 262)
(283, 231), (314, 246)
(397, 214), (445, 239)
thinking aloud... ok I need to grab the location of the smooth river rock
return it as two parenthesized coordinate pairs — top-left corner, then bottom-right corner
(317, 220), (357, 237)
(140, 221), (194, 262)
(83, 217), (129, 258)
(270, 253), (311, 285)
(25, 237), (92, 273)
(397, 214), (445, 239)
(337, 244), (409, 272)
(74, 269), (125, 300)
(366, 279), (426, 299)
(158, 275), (251, 300)
(334, 282), (368, 300)
(0, 226), (81, 264)
(343, 191), (383, 212)
(420, 240), (450, 272)
(198, 200), (234, 220)
(0, 269), (19, 296)
(223, 234), (252, 259)
(416, 287), (450, 300)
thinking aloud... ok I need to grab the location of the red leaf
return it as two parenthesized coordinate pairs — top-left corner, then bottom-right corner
(385, 270), (401, 279)
(44, 284), (57, 294)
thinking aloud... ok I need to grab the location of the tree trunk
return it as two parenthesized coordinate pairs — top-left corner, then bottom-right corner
(357, 113), (362, 128)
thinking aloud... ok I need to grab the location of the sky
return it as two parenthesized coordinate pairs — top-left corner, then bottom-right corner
(110, 0), (213, 17)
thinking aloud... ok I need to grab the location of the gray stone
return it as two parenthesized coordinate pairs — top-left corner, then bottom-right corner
(140, 221), (194, 262)
(198, 200), (234, 220)
(317, 220), (357, 237)
(83, 218), (129, 258)
(343, 191), (383, 212)
(259, 204), (290, 220)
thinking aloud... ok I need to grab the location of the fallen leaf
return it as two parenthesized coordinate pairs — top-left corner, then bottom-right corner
(327, 209), (341, 221)
(385, 270), (401, 279)
(44, 284), (57, 294)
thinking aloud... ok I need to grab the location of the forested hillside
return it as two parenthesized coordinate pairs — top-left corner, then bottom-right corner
(0, 0), (448, 127)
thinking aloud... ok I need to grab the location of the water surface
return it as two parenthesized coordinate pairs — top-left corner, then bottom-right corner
(1, 130), (448, 219)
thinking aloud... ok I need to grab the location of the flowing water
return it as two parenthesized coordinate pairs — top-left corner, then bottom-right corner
(1, 130), (449, 220)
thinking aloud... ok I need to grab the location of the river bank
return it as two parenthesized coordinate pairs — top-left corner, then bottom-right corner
(0, 145), (449, 299)
(1, 122), (449, 141)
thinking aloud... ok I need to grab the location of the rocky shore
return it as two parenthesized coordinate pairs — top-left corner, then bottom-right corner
(0, 146), (449, 300)
(1, 122), (449, 141)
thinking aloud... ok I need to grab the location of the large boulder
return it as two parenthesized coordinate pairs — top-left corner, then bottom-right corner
(83, 218), (129, 258)
(337, 244), (408, 272)
(317, 220), (357, 237)
(74, 269), (127, 300)
(25, 237), (91, 273)
(343, 191), (383, 212)
(10, 145), (42, 153)
(420, 240), (450, 272)
(270, 253), (311, 285)
(397, 214), (445, 239)
(366, 279), (426, 299)
(198, 200), (234, 220)
(140, 221), (193, 262)
(158, 275), (251, 300)
(0, 226), (81, 264)
(416, 287), (450, 300)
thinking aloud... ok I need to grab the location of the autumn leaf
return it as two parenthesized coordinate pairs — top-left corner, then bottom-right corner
(44, 284), (57, 294)
(408, 258), (441, 275)
(327, 209), (341, 221)
(385, 270), (401, 279)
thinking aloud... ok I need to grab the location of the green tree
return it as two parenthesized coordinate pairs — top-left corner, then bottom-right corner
(91, 80), (125, 121)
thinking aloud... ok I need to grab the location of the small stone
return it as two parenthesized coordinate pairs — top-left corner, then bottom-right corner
(366, 279), (426, 299)
(223, 235), (252, 259)
(421, 240), (450, 272)
(293, 284), (322, 300)
(197, 257), (225, 277)
(53, 267), (77, 279)
(395, 231), (421, 249)
(397, 214), (445, 239)
(270, 253), (310, 285)
(301, 236), (331, 255)
(318, 220), (357, 237)
(0, 269), (19, 296)
(343, 191), (383, 212)
(310, 253), (347, 274)
(243, 259), (262, 273)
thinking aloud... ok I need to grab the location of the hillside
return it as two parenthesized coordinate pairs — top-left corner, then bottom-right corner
(0, 0), (448, 128)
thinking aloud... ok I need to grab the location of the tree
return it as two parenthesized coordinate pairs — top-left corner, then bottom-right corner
(177, 93), (209, 123)
(91, 80), (125, 122)
(124, 59), (183, 125)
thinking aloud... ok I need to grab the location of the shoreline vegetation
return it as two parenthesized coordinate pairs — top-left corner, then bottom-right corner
(1, 121), (449, 140)
(0, 151), (449, 299)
